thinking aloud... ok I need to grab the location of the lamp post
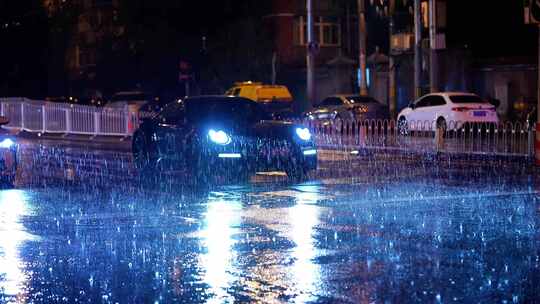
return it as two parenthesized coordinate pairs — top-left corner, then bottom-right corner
(358, 0), (368, 96)
(414, 0), (422, 98)
(429, 0), (438, 93)
(306, 0), (315, 110)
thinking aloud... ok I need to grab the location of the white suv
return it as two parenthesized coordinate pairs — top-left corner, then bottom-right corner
(397, 92), (499, 133)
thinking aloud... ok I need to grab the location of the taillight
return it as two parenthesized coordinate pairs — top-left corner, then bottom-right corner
(452, 107), (471, 112)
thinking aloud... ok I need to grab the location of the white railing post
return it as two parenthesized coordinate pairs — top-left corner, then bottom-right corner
(435, 126), (444, 151)
(65, 107), (72, 135)
(528, 126), (535, 159)
(94, 111), (101, 137)
(42, 105), (47, 133)
(20, 103), (25, 131)
(125, 105), (130, 137)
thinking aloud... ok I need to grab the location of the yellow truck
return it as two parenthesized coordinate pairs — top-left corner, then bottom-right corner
(225, 82), (294, 119)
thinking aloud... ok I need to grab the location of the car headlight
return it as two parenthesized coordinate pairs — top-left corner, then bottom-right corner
(0, 138), (14, 148)
(295, 127), (312, 141)
(208, 129), (231, 145)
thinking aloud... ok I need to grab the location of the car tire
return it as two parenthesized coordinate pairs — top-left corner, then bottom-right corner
(398, 117), (409, 135)
(185, 137), (212, 184)
(285, 160), (310, 181)
(132, 132), (159, 185)
(436, 117), (447, 133)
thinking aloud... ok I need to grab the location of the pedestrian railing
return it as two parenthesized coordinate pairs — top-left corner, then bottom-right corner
(0, 98), (137, 137)
(299, 118), (535, 158)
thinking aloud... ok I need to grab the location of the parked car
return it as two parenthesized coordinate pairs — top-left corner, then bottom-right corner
(45, 96), (105, 107)
(138, 99), (171, 122)
(397, 92), (499, 133)
(225, 82), (295, 120)
(526, 106), (537, 130)
(304, 95), (390, 121)
(0, 117), (17, 185)
(106, 91), (149, 112)
(132, 96), (317, 182)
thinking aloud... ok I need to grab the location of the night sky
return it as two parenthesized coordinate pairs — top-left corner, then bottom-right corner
(0, 0), (536, 58)
(446, 0), (537, 58)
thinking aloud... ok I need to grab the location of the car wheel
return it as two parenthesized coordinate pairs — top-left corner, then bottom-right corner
(185, 137), (212, 184)
(133, 133), (151, 169)
(436, 117), (447, 133)
(132, 132), (159, 184)
(398, 117), (409, 135)
(286, 166), (309, 181)
(189, 154), (208, 183)
(285, 157), (310, 181)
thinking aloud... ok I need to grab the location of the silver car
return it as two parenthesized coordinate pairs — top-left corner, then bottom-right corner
(305, 95), (390, 121)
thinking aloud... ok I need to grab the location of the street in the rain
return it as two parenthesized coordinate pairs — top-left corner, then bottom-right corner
(0, 138), (539, 303)
(1, 1), (540, 303)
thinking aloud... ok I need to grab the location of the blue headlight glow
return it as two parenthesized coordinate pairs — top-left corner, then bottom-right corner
(0, 138), (14, 149)
(208, 129), (231, 145)
(295, 127), (312, 141)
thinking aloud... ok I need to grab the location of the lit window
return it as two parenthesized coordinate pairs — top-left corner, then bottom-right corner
(293, 16), (341, 47)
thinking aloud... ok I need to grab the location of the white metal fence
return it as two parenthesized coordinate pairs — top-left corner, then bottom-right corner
(300, 119), (535, 158)
(0, 98), (136, 137)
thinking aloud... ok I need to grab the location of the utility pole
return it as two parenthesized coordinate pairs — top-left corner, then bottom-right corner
(306, 0), (315, 110)
(272, 52), (277, 85)
(414, 0), (422, 98)
(358, 0), (368, 96)
(388, 0), (397, 117)
(429, 0), (438, 93)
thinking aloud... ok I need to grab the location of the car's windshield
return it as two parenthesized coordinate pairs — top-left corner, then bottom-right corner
(450, 95), (486, 104)
(347, 96), (378, 104)
(187, 98), (269, 127)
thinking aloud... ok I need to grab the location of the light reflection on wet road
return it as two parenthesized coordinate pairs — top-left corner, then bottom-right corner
(0, 140), (539, 303)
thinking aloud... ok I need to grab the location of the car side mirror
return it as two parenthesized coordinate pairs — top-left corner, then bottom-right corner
(0, 116), (9, 126)
(409, 103), (415, 110)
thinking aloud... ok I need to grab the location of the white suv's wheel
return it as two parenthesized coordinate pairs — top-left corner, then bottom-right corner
(398, 117), (409, 135)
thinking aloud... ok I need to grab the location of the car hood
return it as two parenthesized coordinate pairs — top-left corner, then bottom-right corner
(252, 120), (300, 140)
(309, 107), (334, 114)
(199, 120), (302, 141)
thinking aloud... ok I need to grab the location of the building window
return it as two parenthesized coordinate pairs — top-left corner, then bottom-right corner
(294, 16), (341, 47)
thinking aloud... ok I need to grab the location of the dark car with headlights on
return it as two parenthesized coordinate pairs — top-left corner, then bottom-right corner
(305, 95), (390, 121)
(132, 96), (317, 182)
(0, 117), (17, 185)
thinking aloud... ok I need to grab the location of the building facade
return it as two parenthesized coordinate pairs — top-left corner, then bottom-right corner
(44, 0), (124, 97)
(264, 0), (362, 108)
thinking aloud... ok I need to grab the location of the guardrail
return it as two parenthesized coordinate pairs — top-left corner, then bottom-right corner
(0, 98), (136, 137)
(300, 119), (535, 158)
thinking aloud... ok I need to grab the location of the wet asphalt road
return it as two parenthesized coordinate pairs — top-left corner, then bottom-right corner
(1, 138), (540, 303)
